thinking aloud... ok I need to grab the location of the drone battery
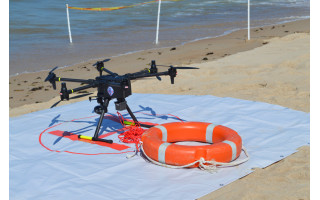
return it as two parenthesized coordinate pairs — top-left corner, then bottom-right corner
(115, 101), (127, 111)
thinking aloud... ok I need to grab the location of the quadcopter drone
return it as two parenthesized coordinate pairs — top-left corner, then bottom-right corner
(45, 59), (198, 144)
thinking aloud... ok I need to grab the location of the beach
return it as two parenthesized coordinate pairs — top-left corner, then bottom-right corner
(10, 0), (309, 75)
(9, 18), (310, 199)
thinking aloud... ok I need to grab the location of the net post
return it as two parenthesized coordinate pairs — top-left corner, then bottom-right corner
(66, 4), (73, 43)
(155, 0), (162, 45)
(247, 0), (250, 40)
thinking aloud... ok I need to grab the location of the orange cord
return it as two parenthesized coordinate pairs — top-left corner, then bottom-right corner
(117, 112), (145, 151)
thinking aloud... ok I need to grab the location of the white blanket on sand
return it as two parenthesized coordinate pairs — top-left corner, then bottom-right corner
(10, 93), (310, 200)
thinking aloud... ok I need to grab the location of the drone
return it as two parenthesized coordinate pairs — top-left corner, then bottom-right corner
(45, 59), (198, 144)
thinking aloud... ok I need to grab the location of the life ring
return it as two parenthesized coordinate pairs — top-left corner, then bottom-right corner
(141, 122), (242, 168)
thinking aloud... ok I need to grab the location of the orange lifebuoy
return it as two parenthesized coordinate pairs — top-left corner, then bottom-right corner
(141, 122), (242, 167)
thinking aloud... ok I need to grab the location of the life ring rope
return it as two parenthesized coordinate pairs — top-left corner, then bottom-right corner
(140, 142), (250, 172)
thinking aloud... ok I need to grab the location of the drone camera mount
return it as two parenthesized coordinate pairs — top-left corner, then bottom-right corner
(115, 99), (127, 111)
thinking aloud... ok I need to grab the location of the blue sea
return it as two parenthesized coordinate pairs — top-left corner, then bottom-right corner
(9, 0), (309, 75)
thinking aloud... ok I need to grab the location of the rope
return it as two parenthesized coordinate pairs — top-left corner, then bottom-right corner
(117, 112), (145, 152)
(140, 142), (250, 172)
(67, 0), (181, 12)
(116, 111), (185, 158)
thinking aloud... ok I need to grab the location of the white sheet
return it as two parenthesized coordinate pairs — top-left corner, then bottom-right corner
(9, 94), (310, 200)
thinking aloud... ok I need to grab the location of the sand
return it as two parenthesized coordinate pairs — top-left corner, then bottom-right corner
(9, 19), (310, 199)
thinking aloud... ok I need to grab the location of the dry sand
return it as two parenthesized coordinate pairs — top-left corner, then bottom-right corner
(133, 31), (310, 200)
(9, 19), (310, 199)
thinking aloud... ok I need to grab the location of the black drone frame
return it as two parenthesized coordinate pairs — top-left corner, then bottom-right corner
(45, 59), (198, 144)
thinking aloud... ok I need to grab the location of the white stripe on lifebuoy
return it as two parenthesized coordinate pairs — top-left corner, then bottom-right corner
(158, 143), (171, 163)
(222, 140), (237, 161)
(154, 125), (168, 141)
(206, 124), (216, 144)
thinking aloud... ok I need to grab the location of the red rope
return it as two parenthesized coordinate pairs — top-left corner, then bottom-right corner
(117, 112), (145, 151)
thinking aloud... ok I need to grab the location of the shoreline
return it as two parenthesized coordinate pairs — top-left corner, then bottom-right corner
(9, 17), (309, 78)
(9, 19), (309, 116)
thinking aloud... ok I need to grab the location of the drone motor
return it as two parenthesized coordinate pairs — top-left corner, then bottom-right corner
(60, 82), (69, 101)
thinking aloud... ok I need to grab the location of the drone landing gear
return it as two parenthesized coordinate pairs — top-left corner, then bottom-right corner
(92, 98), (112, 142)
(117, 99), (154, 129)
(80, 98), (153, 145)
(78, 99), (113, 144)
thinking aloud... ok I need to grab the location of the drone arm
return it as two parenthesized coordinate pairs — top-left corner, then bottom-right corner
(54, 77), (95, 84)
(125, 70), (148, 77)
(59, 83), (96, 101)
(65, 83), (96, 94)
(102, 68), (118, 76)
(128, 68), (177, 84)
(128, 71), (169, 80)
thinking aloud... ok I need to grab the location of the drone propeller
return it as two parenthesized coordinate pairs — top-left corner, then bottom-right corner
(157, 65), (199, 70)
(49, 66), (58, 74)
(92, 59), (110, 66)
(92, 59), (118, 76)
(45, 66), (58, 90)
(146, 61), (197, 83)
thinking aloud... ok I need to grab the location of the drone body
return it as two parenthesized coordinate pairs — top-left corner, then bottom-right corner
(45, 59), (198, 144)
(96, 75), (132, 100)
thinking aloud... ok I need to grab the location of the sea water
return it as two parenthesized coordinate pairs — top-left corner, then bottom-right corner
(9, 0), (309, 75)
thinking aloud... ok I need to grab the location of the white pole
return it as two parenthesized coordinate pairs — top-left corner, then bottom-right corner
(247, 0), (250, 40)
(66, 4), (73, 43)
(155, 0), (162, 45)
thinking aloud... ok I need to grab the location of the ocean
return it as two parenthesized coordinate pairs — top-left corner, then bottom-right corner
(9, 0), (309, 75)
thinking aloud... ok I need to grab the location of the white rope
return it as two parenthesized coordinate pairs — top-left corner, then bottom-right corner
(126, 151), (137, 159)
(140, 142), (250, 172)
